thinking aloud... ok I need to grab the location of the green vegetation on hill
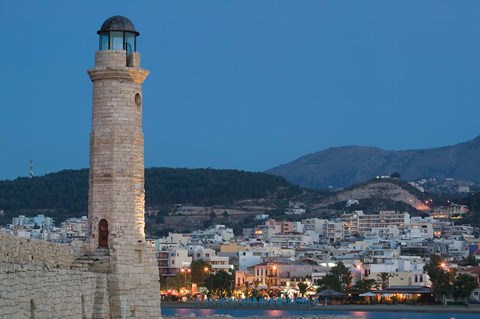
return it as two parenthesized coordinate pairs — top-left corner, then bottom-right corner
(0, 167), (301, 225)
(145, 167), (301, 206)
(0, 169), (89, 212)
(1, 167), (478, 230)
(460, 192), (480, 227)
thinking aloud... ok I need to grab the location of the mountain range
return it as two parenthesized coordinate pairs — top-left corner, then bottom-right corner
(267, 135), (480, 189)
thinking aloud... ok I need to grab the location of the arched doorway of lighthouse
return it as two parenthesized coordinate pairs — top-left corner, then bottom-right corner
(98, 219), (109, 248)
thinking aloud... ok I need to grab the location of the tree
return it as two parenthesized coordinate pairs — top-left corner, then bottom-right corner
(390, 172), (401, 179)
(377, 272), (394, 290)
(243, 281), (252, 299)
(161, 275), (182, 291)
(205, 270), (234, 298)
(332, 262), (353, 292)
(316, 262), (352, 293)
(458, 255), (479, 267)
(352, 279), (378, 293)
(423, 255), (456, 303)
(190, 259), (211, 286)
(316, 273), (342, 292)
(297, 282), (310, 297)
(251, 279), (261, 299)
(453, 274), (477, 301)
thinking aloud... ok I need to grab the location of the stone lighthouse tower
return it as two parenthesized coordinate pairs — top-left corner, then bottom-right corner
(87, 16), (161, 318)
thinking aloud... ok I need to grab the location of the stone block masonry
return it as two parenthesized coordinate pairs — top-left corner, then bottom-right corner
(0, 234), (97, 319)
(106, 243), (161, 319)
(86, 47), (161, 318)
(0, 233), (161, 319)
(87, 50), (149, 251)
(1, 17), (162, 319)
(0, 233), (75, 268)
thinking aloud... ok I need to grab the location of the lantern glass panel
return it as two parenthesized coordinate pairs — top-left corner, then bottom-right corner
(111, 32), (123, 50)
(125, 32), (136, 53)
(99, 32), (109, 50)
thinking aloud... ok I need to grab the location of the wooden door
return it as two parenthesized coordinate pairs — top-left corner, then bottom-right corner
(98, 219), (109, 248)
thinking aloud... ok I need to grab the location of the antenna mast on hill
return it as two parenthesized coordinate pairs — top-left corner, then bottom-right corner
(29, 160), (34, 178)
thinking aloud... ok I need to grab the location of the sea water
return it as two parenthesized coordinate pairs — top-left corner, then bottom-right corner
(162, 307), (477, 319)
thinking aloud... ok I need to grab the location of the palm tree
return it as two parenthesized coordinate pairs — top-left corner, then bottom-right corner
(252, 279), (261, 299)
(377, 272), (394, 290)
(297, 282), (310, 297)
(281, 290), (290, 303)
(264, 280), (273, 298)
(243, 281), (251, 299)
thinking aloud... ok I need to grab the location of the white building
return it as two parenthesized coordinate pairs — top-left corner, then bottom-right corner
(302, 218), (328, 233)
(340, 211), (410, 237)
(238, 250), (263, 271)
(407, 217), (435, 239)
(191, 247), (234, 273)
(323, 221), (345, 242)
(12, 214), (54, 230)
(190, 225), (234, 244)
(269, 232), (313, 248)
(364, 226), (400, 240)
(156, 246), (192, 278)
(61, 216), (88, 239)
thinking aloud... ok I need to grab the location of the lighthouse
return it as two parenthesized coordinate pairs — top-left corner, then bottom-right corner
(87, 15), (161, 318)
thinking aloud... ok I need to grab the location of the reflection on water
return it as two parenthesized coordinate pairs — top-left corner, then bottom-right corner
(163, 308), (478, 319)
(265, 309), (284, 317)
(198, 309), (214, 316)
(352, 311), (368, 317)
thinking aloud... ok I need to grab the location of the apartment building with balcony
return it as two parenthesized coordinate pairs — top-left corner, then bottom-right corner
(340, 211), (410, 236)
(191, 247), (234, 273)
(156, 246), (192, 279)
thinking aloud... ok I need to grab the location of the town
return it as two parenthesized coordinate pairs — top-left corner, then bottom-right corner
(2, 3), (480, 318)
(3, 200), (479, 306)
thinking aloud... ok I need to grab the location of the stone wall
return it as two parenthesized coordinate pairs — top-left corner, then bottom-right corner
(95, 50), (127, 67)
(0, 234), (98, 319)
(106, 243), (161, 318)
(0, 233), (75, 267)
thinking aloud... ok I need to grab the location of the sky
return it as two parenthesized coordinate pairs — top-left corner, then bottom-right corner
(1, 1), (480, 181)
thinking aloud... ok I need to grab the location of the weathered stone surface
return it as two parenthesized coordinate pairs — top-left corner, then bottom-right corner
(0, 234), (97, 319)
(87, 49), (161, 318)
(0, 22), (161, 319)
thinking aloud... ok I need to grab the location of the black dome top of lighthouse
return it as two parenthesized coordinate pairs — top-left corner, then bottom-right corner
(98, 16), (139, 36)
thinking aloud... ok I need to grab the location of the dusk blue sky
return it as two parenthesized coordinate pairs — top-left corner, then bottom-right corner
(1, 1), (479, 180)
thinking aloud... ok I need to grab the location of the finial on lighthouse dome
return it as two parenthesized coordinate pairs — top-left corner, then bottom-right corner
(97, 15), (139, 52)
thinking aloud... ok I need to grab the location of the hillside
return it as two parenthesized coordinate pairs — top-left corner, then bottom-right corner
(310, 179), (429, 213)
(0, 167), (301, 226)
(267, 135), (480, 189)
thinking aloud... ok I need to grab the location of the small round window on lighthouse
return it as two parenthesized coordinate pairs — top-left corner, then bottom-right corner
(134, 93), (142, 107)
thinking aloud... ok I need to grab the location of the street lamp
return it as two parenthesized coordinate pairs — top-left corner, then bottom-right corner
(354, 264), (362, 282)
(271, 265), (279, 287)
(180, 268), (191, 287)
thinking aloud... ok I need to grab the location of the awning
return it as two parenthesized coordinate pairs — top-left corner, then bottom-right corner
(359, 292), (377, 297)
